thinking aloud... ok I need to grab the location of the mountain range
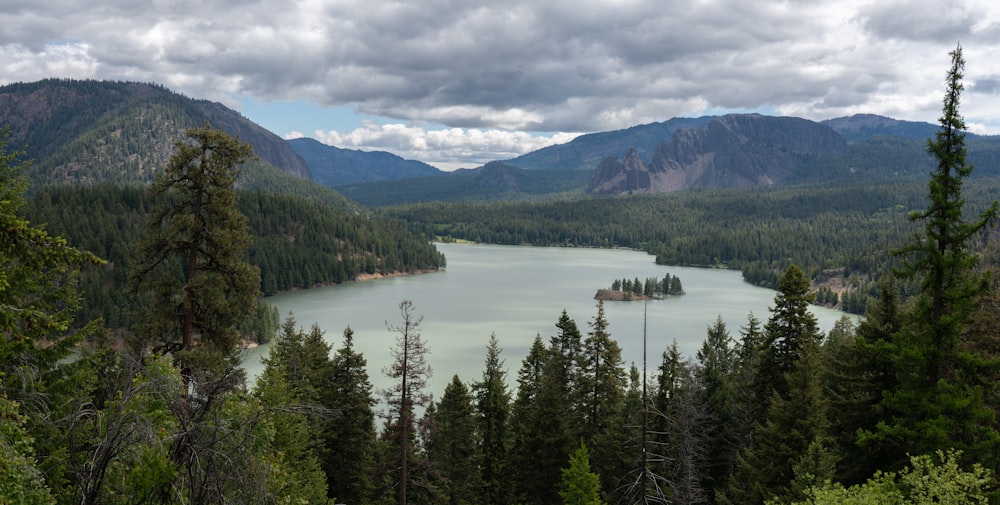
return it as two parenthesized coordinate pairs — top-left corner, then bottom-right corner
(4, 79), (999, 206)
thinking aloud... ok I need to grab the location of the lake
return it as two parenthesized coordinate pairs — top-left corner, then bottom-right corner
(244, 243), (854, 402)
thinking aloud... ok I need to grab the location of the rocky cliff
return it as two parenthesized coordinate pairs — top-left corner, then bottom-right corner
(588, 114), (850, 194)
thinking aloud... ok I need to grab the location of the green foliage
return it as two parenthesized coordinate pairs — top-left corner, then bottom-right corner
(426, 375), (483, 505)
(609, 274), (684, 297)
(254, 341), (333, 505)
(559, 441), (606, 505)
(21, 184), (445, 327)
(862, 45), (1000, 476)
(326, 326), (377, 504)
(510, 319), (579, 505)
(756, 265), (821, 404)
(785, 450), (991, 505)
(131, 125), (260, 362)
(472, 334), (512, 505)
(0, 128), (104, 389)
(0, 396), (56, 505)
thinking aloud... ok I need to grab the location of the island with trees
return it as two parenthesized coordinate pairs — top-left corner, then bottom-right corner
(596, 274), (685, 301)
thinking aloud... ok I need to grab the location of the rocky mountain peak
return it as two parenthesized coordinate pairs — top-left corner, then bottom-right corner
(588, 114), (850, 194)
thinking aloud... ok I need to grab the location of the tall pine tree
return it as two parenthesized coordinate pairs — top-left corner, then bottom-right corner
(867, 43), (1000, 474)
(473, 334), (511, 505)
(327, 326), (377, 504)
(426, 375), (482, 505)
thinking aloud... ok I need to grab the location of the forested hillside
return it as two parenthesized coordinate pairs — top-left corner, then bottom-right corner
(289, 137), (441, 186)
(22, 184), (444, 327)
(0, 79), (313, 184)
(337, 161), (593, 205)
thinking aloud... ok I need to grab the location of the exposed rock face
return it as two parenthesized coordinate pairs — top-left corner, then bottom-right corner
(589, 149), (652, 194)
(588, 114), (850, 194)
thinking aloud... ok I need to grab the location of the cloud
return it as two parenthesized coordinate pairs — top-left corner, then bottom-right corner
(302, 122), (580, 171)
(4, 0), (1000, 164)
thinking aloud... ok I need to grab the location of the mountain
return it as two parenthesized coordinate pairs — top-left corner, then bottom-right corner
(822, 114), (942, 143)
(0, 79), (312, 184)
(288, 137), (441, 186)
(504, 116), (714, 171)
(335, 161), (591, 206)
(588, 114), (851, 194)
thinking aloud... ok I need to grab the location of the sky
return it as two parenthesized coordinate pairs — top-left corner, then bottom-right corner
(3, 1), (1000, 171)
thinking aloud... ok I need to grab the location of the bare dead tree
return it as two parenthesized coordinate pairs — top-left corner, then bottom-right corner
(382, 300), (432, 505)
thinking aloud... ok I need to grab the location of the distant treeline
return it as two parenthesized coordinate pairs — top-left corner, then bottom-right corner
(21, 184), (444, 327)
(380, 180), (1000, 313)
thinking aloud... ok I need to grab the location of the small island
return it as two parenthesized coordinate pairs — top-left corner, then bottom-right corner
(595, 274), (684, 301)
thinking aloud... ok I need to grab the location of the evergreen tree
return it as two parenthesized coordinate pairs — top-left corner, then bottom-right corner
(327, 326), (377, 505)
(755, 264), (821, 408)
(669, 276), (684, 295)
(559, 441), (607, 505)
(253, 355), (332, 505)
(472, 334), (511, 505)
(130, 124), (260, 392)
(577, 302), (626, 441)
(0, 127), (103, 400)
(868, 44), (1000, 474)
(730, 335), (831, 505)
(427, 375), (482, 505)
(828, 282), (903, 485)
(125, 125), (264, 502)
(577, 302), (627, 498)
(509, 336), (552, 505)
(510, 313), (592, 505)
(696, 316), (738, 497)
(652, 340), (684, 481)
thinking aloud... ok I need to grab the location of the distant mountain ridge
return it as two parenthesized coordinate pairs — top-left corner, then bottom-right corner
(588, 114), (851, 194)
(5, 79), (998, 203)
(821, 113), (942, 143)
(504, 116), (715, 171)
(288, 137), (441, 186)
(0, 79), (312, 183)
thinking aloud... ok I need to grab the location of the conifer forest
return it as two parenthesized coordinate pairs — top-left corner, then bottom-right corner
(5, 46), (1000, 505)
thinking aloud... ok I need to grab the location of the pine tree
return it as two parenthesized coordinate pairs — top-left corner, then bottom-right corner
(869, 44), (1000, 474)
(1, 127), (103, 398)
(509, 336), (552, 505)
(828, 282), (903, 485)
(730, 336), (831, 504)
(755, 264), (820, 408)
(327, 326), (377, 504)
(559, 441), (606, 505)
(130, 124), (260, 391)
(473, 334), (511, 505)
(427, 375), (482, 505)
(696, 316), (737, 495)
(126, 125), (263, 502)
(577, 302), (627, 498)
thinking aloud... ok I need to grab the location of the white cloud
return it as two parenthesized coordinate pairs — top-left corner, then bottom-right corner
(307, 122), (580, 171)
(4, 0), (1000, 165)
